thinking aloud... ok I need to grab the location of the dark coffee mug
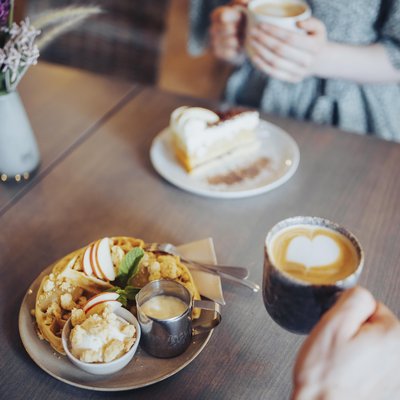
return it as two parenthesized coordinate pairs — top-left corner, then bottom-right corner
(263, 216), (364, 334)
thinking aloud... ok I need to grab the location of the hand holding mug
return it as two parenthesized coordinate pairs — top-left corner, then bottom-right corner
(210, 1), (248, 64)
(292, 287), (400, 400)
(210, 0), (328, 83)
(248, 17), (327, 83)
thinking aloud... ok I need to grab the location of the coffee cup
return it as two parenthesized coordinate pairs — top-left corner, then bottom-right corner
(136, 280), (222, 358)
(263, 216), (364, 334)
(239, 0), (311, 56)
(246, 0), (311, 29)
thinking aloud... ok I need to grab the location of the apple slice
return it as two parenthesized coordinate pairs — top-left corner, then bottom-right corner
(90, 240), (105, 280)
(82, 245), (93, 276)
(83, 292), (120, 313)
(96, 237), (116, 281)
(85, 300), (122, 316)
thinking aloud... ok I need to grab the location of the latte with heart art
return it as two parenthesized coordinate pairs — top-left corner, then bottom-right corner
(270, 225), (359, 284)
(264, 217), (363, 333)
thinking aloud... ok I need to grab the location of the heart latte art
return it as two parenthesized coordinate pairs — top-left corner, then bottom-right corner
(270, 225), (359, 284)
(286, 235), (340, 268)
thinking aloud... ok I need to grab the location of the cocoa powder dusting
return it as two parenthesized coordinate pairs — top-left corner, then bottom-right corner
(208, 108), (250, 126)
(207, 157), (270, 185)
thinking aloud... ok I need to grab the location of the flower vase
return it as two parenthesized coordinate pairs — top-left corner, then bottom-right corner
(0, 91), (40, 182)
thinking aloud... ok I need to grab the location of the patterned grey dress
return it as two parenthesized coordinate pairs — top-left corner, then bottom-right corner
(189, 0), (400, 141)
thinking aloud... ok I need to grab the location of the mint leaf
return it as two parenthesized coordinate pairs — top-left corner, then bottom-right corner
(124, 286), (141, 301)
(116, 247), (144, 287)
(117, 292), (128, 307)
(107, 248), (144, 307)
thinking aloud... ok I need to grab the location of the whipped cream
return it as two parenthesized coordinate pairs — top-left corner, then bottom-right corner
(70, 305), (136, 363)
(170, 106), (260, 158)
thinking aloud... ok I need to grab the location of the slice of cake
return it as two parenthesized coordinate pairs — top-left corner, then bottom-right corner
(170, 106), (260, 172)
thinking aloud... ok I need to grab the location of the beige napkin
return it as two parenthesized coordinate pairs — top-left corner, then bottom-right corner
(177, 238), (225, 305)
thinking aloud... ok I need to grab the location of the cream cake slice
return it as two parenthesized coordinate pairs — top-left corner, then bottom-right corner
(170, 106), (260, 172)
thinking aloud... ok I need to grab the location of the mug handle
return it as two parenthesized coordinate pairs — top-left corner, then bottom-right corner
(192, 300), (222, 335)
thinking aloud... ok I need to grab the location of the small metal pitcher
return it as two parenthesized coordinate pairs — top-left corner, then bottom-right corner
(136, 280), (222, 358)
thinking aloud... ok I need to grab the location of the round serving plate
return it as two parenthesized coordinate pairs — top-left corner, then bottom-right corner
(150, 119), (300, 199)
(19, 266), (213, 391)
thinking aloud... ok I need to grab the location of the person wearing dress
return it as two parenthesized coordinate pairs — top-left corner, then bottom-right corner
(189, 0), (400, 141)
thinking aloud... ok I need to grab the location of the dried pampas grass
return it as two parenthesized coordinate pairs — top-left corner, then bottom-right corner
(32, 6), (102, 50)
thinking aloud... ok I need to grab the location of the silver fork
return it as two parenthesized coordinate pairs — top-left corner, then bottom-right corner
(145, 242), (260, 292)
(146, 242), (249, 278)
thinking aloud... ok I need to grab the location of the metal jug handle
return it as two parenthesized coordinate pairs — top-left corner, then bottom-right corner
(192, 300), (222, 336)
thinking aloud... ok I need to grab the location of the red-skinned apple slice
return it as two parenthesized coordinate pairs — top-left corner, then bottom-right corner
(84, 300), (122, 316)
(96, 238), (116, 281)
(83, 292), (120, 313)
(90, 240), (105, 280)
(82, 245), (93, 276)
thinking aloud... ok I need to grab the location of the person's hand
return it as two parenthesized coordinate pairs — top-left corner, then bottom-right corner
(292, 286), (400, 400)
(248, 18), (327, 83)
(209, 1), (249, 64)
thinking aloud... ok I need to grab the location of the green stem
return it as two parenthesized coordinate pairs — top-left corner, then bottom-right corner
(8, 0), (14, 27)
(0, 73), (5, 93)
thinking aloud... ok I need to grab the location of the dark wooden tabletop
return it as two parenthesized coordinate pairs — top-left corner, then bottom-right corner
(0, 62), (138, 215)
(1, 65), (399, 400)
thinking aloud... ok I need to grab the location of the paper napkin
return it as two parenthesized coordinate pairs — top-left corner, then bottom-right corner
(177, 238), (225, 305)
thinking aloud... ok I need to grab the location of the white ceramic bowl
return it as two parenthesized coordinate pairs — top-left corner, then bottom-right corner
(62, 307), (141, 375)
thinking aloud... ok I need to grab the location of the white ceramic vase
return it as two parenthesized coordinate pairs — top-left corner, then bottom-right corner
(0, 91), (40, 181)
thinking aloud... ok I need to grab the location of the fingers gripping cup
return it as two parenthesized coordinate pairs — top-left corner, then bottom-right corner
(136, 280), (221, 358)
(263, 216), (364, 334)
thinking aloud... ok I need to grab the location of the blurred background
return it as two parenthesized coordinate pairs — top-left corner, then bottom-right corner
(17, 0), (232, 100)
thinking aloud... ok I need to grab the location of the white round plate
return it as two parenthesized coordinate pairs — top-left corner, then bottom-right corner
(19, 267), (213, 391)
(150, 120), (300, 199)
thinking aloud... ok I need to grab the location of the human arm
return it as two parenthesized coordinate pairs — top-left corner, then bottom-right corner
(292, 286), (400, 400)
(312, 41), (400, 84)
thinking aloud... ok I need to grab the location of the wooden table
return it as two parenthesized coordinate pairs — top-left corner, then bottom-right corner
(1, 64), (399, 400)
(0, 62), (138, 214)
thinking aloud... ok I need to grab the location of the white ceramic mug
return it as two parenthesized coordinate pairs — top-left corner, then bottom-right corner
(247, 0), (311, 29)
(240, 0), (311, 56)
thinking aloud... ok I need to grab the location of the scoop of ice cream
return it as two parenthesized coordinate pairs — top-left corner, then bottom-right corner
(69, 304), (135, 363)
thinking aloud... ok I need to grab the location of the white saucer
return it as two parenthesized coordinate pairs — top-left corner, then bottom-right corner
(150, 120), (300, 199)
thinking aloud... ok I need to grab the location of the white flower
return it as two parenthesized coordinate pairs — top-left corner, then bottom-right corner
(1, 19), (40, 82)
(0, 6), (101, 93)
(1, 18), (40, 91)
